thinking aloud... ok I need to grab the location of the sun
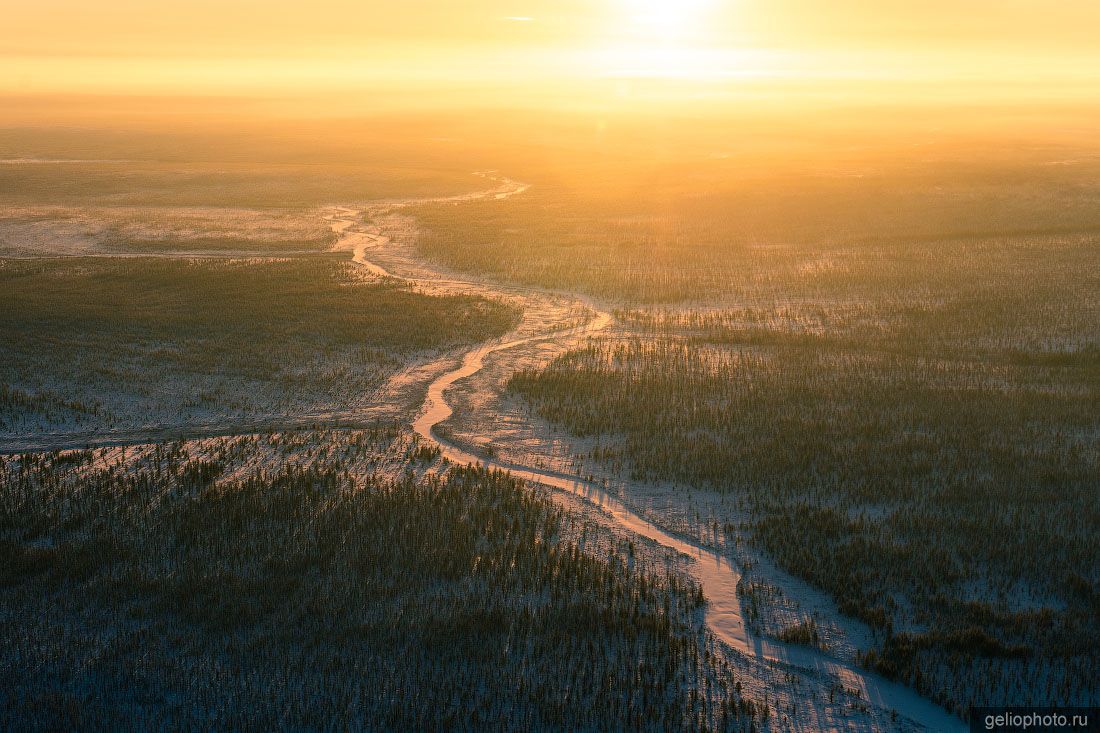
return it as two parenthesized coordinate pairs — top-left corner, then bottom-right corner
(622, 0), (715, 43)
(595, 0), (724, 78)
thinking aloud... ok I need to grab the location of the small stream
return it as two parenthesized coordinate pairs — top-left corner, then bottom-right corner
(331, 182), (965, 732)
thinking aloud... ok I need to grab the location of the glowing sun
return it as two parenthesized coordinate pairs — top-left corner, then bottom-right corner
(597, 0), (725, 78)
(623, 0), (715, 43)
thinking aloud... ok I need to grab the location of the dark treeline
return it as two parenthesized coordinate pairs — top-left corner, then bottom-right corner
(1, 255), (517, 353)
(0, 384), (102, 432)
(0, 439), (758, 731)
(0, 256), (519, 434)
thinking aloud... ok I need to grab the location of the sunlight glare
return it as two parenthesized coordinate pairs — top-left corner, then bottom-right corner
(606, 0), (724, 78)
(623, 0), (715, 43)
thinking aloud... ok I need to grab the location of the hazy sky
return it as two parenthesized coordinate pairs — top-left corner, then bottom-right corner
(3, 0), (1099, 94)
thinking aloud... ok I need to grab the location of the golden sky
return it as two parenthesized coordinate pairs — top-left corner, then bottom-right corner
(3, 0), (1099, 95)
